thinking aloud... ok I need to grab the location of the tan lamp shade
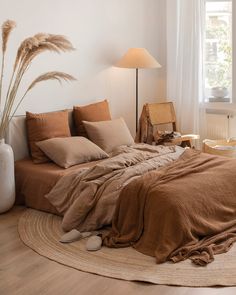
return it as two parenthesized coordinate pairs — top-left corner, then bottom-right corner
(115, 48), (161, 69)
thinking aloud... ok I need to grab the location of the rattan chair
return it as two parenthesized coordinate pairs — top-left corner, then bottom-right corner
(146, 102), (199, 147)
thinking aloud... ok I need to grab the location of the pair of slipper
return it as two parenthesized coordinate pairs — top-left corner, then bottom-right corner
(60, 229), (102, 251)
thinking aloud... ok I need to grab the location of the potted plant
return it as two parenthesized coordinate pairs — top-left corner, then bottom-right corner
(0, 20), (76, 213)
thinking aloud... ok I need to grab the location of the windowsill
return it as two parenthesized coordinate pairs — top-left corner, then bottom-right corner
(203, 101), (236, 110)
(203, 101), (236, 115)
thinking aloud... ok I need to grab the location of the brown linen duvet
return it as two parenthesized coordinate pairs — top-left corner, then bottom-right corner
(104, 149), (236, 266)
(46, 145), (236, 266)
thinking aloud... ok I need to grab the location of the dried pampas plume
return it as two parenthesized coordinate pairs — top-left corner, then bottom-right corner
(0, 20), (16, 110)
(9, 72), (76, 121)
(2, 20), (16, 53)
(14, 33), (75, 71)
(27, 71), (76, 92)
(0, 19), (76, 139)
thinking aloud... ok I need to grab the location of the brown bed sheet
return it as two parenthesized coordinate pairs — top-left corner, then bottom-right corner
(15, 158), (102, 215)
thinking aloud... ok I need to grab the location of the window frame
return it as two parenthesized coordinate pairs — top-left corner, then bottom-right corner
(233, 0), (236, 103)
(204, 0), (234, 105)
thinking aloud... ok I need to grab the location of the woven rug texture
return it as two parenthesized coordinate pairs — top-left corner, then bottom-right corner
(18, 209), (236, 287)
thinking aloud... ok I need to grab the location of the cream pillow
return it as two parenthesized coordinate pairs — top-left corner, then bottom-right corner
(36, 137), (109, 168)
(83, 118), (134, 153)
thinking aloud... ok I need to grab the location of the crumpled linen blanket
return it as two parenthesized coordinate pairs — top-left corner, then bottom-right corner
(103, 149), (236, 266)
(45, 144), (184, 232)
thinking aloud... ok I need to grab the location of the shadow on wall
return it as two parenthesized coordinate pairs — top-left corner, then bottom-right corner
(95, 45), (121, 68)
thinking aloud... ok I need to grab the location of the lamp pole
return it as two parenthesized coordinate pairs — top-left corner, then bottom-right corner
(136, 68), (139, 132)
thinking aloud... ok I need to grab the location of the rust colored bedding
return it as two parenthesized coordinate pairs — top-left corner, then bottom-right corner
(103, 149), (236, 266)
(15, 158), (102, 214)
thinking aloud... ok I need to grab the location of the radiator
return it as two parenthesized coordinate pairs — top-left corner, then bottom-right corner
(206, 109), (236, 140)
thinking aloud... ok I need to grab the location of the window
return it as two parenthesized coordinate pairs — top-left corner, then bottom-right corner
(204, 0), (233, 102)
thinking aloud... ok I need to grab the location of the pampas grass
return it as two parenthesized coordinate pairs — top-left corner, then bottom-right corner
(10, 72), (76, 119)
(0, 20), (16, 107)
(0, 20), (76, 139)
(2, 20), (16, 53)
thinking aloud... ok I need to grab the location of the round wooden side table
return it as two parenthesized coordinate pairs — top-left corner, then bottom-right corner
(203, 139), (236, 158)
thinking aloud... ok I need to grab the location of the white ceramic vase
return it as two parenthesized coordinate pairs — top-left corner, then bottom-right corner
(0, 138), (15, 213)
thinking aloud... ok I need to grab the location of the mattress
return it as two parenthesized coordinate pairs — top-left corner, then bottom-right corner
(15, 158), (103, 215)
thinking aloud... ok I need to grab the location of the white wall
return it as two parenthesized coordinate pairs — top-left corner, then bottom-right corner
(0, 0), (166, 136)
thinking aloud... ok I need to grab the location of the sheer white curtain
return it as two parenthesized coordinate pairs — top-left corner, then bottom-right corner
(166, 0), (206, 139)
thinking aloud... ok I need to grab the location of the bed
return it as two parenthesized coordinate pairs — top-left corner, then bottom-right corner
(10, 112), (236, 266)
(11, 110), (182, 216)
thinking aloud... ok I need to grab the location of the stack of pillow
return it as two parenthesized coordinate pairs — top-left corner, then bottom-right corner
(25, 100), (134, 168)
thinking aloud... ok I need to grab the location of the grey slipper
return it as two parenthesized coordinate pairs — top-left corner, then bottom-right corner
(60, 230), (100, 243)
(86, 235), (102, 251)
(60, 229), (83, 243)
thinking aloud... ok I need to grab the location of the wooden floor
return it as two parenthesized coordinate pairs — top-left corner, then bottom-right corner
(1, 207), (236, 295)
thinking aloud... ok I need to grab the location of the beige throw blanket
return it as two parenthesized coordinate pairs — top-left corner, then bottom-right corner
(45, 144), (184, 232)
(103, 149), (236, 265)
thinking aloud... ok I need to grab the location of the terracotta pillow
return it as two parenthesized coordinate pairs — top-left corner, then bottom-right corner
(73, 100), (111, 137)
(83, 117), (134, 153)
(36, 137), (109, 168)
(26, 110), (71, 163)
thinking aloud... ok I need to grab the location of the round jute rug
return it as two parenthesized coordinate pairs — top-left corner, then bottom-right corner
(18, 209), (236, 287)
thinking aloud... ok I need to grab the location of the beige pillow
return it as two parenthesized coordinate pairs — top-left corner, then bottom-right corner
(36, 137), (109, 168)
(83, 118), (134, 153)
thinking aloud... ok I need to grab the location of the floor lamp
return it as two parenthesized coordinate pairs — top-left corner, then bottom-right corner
(115, 48), (161, 132)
